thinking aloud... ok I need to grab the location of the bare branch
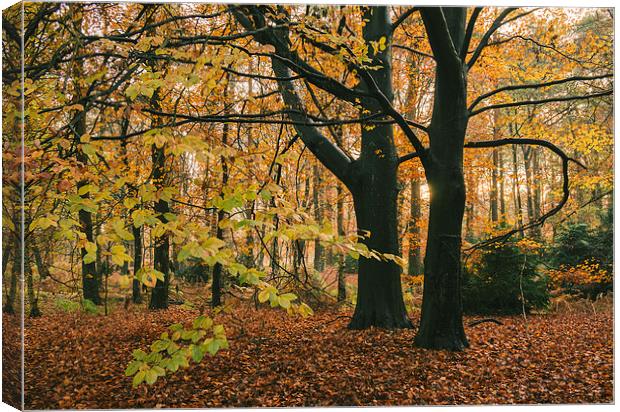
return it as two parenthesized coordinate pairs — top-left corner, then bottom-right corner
(391, 7), (419, 33)
(469, 74), (613, 111)
(460, 7), (483, 61)
(462, 138), (586, 252)
(466, 7), (517, 70)
(469, 89), (613, 116)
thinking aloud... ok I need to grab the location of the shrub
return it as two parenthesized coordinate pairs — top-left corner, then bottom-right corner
(54, 297), (80, 313)
(463, 239), (549, 315)
(547, 221), (613, 297)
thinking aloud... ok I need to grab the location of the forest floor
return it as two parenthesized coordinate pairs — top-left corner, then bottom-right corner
(6, 298), (613, 408)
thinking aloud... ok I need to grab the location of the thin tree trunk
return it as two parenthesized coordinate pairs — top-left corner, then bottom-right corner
(312, 163), (324, 272)
(499, 148), (507, 219)
(490, 148), (500, 222)
(212, 120), (230, 308)
(132, 225), (143, 303)
(336, 181), (346, 302)
(3, 239), (19, 314)
(407, 177), (423, 275)
(511, 144), (525, 238)
(25, 252), (40, 317)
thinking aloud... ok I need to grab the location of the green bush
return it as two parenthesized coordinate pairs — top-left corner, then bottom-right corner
(82, 299), (100, 315)
(463, 240), (549, 315)
(54, 297), (80, 313)
(547, 219), (613, 298)
(54, 297), (100, 314)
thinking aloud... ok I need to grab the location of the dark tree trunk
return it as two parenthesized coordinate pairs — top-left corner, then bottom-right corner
(408, 177), (423, 275)
(499, 148), (507, 218)
(511, 143), (525, 238)
(212, 101), (231, 308)
(25, 252), (41, 317)
(150, 142), (170, 310)
(348, 6), (411, 330)
(32, 245), (49, 279)
(349, 178), (411, 329)
(132, 225), (143, 303)
(490, 148), (500, 222)
(77, 168), (101, 304)
(312, 164), (324, 272)
(336, 181), (347, 302)
(3, 239), (19, 314)
(415, 7), (469, 350)
(2, 240), (11, 279)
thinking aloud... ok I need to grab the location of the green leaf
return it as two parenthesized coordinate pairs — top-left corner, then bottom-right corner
(133, 349), (147, 361)
(205, 338), (220, 356)
(145, 369), (158, 385)
(191, 344), (205, 362)
(132, 370), (146, 387)
(125, 360), (141, 376)
(258, 289), (270, 303)
(213, 324), (225, 338)
(150, 339), (169, 353)
(278, 295), (291, 309)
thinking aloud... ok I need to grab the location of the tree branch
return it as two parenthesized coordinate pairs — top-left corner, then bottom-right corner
(419, 7), (461, 68)
(462, 138), (586, 251)
(391, 7), (419, 33)
(469, 74), (613, 111)
(460, 7), (483, 61)
(466, 7), (517, 70)
(469, 89), (613, 116)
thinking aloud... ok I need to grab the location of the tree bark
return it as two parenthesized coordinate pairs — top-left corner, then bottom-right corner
(407, 177), (423, 275)
(150, 141), (171, 310)
(132, 225), (143, 303)
(77, 156), (101, 304)
(348, 6), (411, 329)
(212, 121), (230, 308)
(312, 163), (324, 272)
(415, 7), (469, 350)
(336, 181), (347, 302)
(25, 252), (41, 317)
(3, 238), (19, 314)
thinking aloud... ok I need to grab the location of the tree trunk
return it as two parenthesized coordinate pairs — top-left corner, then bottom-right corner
(312, 163), (324, 272)
(132, 225), (143, 303)
(25, 252), (41, 317)
(349, 176), (411, 329)
(347, 6), (411, 330)
(3, 239), (19, 314)
(490, 148), (499, 222)
(407, 177), (423, 275)
(336, 181), (347, 302)
(511, 143), (525, 237)
(415, 7), (469, 350)
(499, 149), (507, 219)
(78, 187), (101, 304)
(150, 142), (171, 310)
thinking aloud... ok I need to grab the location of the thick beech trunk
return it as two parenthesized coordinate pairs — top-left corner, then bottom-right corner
(415, 7), (468, 350)
(348, 6), (411, 330)
(349, 171), (411, 329)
